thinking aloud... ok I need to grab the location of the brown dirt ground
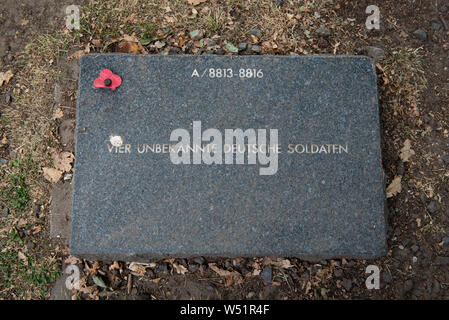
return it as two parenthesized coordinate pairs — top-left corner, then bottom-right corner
(0, 0), (448, 299)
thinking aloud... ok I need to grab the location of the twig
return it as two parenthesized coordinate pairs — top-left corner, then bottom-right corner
(439, 14), (448, 30)
(127, 273), (132, 294)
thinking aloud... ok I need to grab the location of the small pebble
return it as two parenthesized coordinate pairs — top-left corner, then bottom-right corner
(189, 30), (203, 41)
(2, 206), (9, 217)
(363, 46), (385, 61)
(412, 29), (427, 41)
(238, 42), (248, 51)
(442, 237), (449, 246)
(193, 256), (206, 265)
(341, 278), (352, 291)
(333, 269), (343, 277)
(169, 47), (182, 55)
(249, 29), (263, 37)
(432, 22), (442, 31)
(260, 266), (272, 283)
(426, 200), (438, 214)
(250, 45), (262, 53)
(316, 24), (331, 37)
(404, 280), (413, 293)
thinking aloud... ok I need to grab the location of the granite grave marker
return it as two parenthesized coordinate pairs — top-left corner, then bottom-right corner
(71, 54), (386, 260)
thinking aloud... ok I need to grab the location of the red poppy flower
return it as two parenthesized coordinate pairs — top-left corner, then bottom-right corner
(93, 69), (122, 90)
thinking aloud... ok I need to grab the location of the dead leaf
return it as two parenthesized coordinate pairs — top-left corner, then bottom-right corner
(124, 13), (137, 23)
(89, 261), (101, 275)
(386, 175), (402, 198)
(264, 257), (293, 269)
(128, 262), (147, 276)
(32, 225), (42, 235)
(399, 139), (415, 162)
(187, 0), (207, 5)
(51, 150), (74, 172)
(67, 45), (90, 61)
(118, 34), (148, 54)
(208, 263), (243, 286)
(43, 167), (63, 184)
(64, 255), (81, 264)
(0, 70), (14, 86)
(18, 251), (28, 265)
(109, 261), (121, 271)
(173, 263), (188, 275)
(53, 107), (64, 120)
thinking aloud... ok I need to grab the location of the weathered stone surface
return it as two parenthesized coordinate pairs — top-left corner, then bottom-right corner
(71, 54), (386, 260)
(50, 182), (72, 243)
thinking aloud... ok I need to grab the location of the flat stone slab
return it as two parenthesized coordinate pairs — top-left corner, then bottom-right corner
(71, 54), (386, 260)
(50, 181), (72, 243)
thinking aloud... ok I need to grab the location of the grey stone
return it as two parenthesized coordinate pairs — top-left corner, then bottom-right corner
(1, 205), (9, 217)
(411, 244), (419, 253)
(441, 5), (448, 13)
(59, 119), (75, 152)
(363, 46), (385, 61)
(434, 256), (449, 266)
(316, 25), (331, 37)
(50, 274), (72, 300)
(169, 47), (182, 55)
(204, 39), (217, 47)
(261, 266), (272, 283)
(341, 278), (352, 291)
(50, 182), (72, 243)
(249, 29), (263, 37)
(403, 280), (413, 293)
(432, 22), (442, 31)
(413, 29), (427, 41)
(4, 93), (11, 104)
(238, 42), (248, 51)
(193, 256), (206, 265)
(71, 54), (386, 260)
(334, 268), (343, 277)
(249, 45), (262, 53)
(442, 237), (449, 246)
(0, 158), (8, 166)
(54, 83), (62, 104)
(274, 0), (283, 6)
(189, 30), (203, 41)
(382, 271), (392, 283)
(426, 200), (438, 213)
